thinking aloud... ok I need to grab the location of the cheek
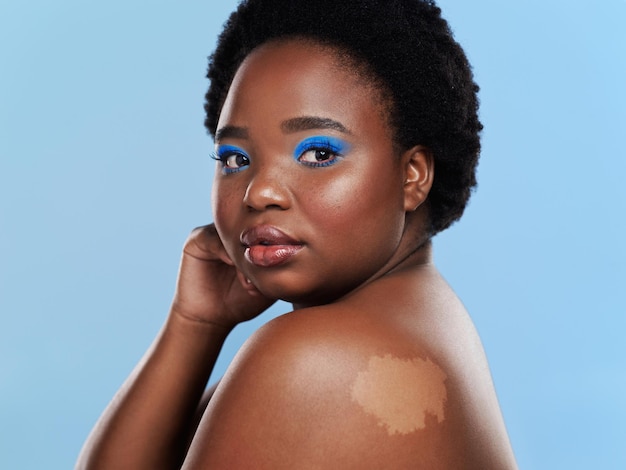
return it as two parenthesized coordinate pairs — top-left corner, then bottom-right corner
(299, 174), (361, 226)
(211, 179), (241, 250)
(301, 164), (404, 234)
(211, 178), (225, 225)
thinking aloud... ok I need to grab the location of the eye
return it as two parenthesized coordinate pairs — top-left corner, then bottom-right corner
(211, 145), (251, 174)
(294, 136), (350, 168)
(223, 152), (250, 169)
(299, 148), (336, 165)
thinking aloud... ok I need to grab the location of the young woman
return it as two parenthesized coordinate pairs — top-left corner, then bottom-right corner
(77, 0), (517, 468)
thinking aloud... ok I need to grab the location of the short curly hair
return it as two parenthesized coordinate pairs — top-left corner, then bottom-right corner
(205, 0), (482, 235)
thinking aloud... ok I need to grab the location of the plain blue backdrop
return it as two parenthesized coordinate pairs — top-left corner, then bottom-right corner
(1, 1), (624, 468)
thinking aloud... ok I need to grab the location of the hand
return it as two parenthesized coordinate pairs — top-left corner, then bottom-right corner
(170, 224), (275, 330)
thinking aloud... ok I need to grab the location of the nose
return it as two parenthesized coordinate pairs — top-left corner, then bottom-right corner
(242, 165), (291, 212)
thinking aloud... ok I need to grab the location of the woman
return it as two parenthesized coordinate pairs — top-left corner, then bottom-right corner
(77, 0), (517, 468)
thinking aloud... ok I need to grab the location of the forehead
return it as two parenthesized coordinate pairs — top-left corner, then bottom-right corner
(217, 39), (391, 138)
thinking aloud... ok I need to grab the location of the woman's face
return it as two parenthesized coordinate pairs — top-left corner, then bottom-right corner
(212, 40), (410, 306)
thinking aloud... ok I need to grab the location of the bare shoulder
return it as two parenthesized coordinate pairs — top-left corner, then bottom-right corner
(184, 274), (517, 469)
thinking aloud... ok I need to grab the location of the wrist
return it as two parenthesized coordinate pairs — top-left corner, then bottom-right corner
(168, 304), (236, 338)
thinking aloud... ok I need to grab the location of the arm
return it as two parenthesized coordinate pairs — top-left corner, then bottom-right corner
(76, 225), (274, 470)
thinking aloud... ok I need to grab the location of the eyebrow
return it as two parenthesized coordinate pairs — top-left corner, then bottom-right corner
(281, 116), (351, 134)
(215, 125), (249, 142)
(215, 116), (350, 142)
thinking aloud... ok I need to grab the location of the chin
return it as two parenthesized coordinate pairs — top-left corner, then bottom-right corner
(255, 279), (349, 309)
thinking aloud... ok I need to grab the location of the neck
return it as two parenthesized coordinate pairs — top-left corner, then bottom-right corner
(342, 210), (435, 297)
(387, 237), (433, 273)
(292, 212), (433, 310)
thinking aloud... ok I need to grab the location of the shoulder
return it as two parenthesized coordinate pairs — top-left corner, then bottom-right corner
(184, 302), (515, 469)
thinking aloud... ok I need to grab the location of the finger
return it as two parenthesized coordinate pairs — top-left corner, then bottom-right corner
(185, 224), (234, 265)
(236, 269), (261, 297)
(217, 249), (235, 266)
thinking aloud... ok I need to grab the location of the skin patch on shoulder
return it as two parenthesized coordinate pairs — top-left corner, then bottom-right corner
(350, 354), (447, 435)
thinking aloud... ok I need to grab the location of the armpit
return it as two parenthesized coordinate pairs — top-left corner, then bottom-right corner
(350, 354), (447, 435)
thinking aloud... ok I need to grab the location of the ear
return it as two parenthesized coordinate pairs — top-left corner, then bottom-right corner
(402, 145), (434, 212)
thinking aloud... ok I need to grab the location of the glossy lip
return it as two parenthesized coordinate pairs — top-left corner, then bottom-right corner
(240, 225), (304, 267)
(240, 225), (300, 246)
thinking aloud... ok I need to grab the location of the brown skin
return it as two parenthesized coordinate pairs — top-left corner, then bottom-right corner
(77, 40), (517, 469)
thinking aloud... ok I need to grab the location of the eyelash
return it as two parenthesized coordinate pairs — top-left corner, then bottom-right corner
(294, 136), (349, 168)
(210, 145), (251, 174)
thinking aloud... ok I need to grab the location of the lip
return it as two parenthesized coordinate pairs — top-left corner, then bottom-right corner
(241, 225), (304, 267)
(241, 225), (300, 246)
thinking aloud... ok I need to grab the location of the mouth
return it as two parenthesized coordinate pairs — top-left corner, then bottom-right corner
(240, 225), (304, 267)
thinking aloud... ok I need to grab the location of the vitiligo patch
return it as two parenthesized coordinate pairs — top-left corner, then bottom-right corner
(351, 354), (447, 435)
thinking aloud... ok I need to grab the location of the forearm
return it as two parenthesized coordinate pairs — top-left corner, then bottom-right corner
(76, 311), (231, 470)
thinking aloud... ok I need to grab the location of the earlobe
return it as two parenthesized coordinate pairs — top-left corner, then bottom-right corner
(402, 146), (434, 212)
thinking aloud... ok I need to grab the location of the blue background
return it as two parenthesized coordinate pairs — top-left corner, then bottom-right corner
(1, 1), (624, 468)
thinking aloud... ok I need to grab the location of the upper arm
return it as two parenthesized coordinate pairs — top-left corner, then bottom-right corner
(182, 309), (507, 469)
